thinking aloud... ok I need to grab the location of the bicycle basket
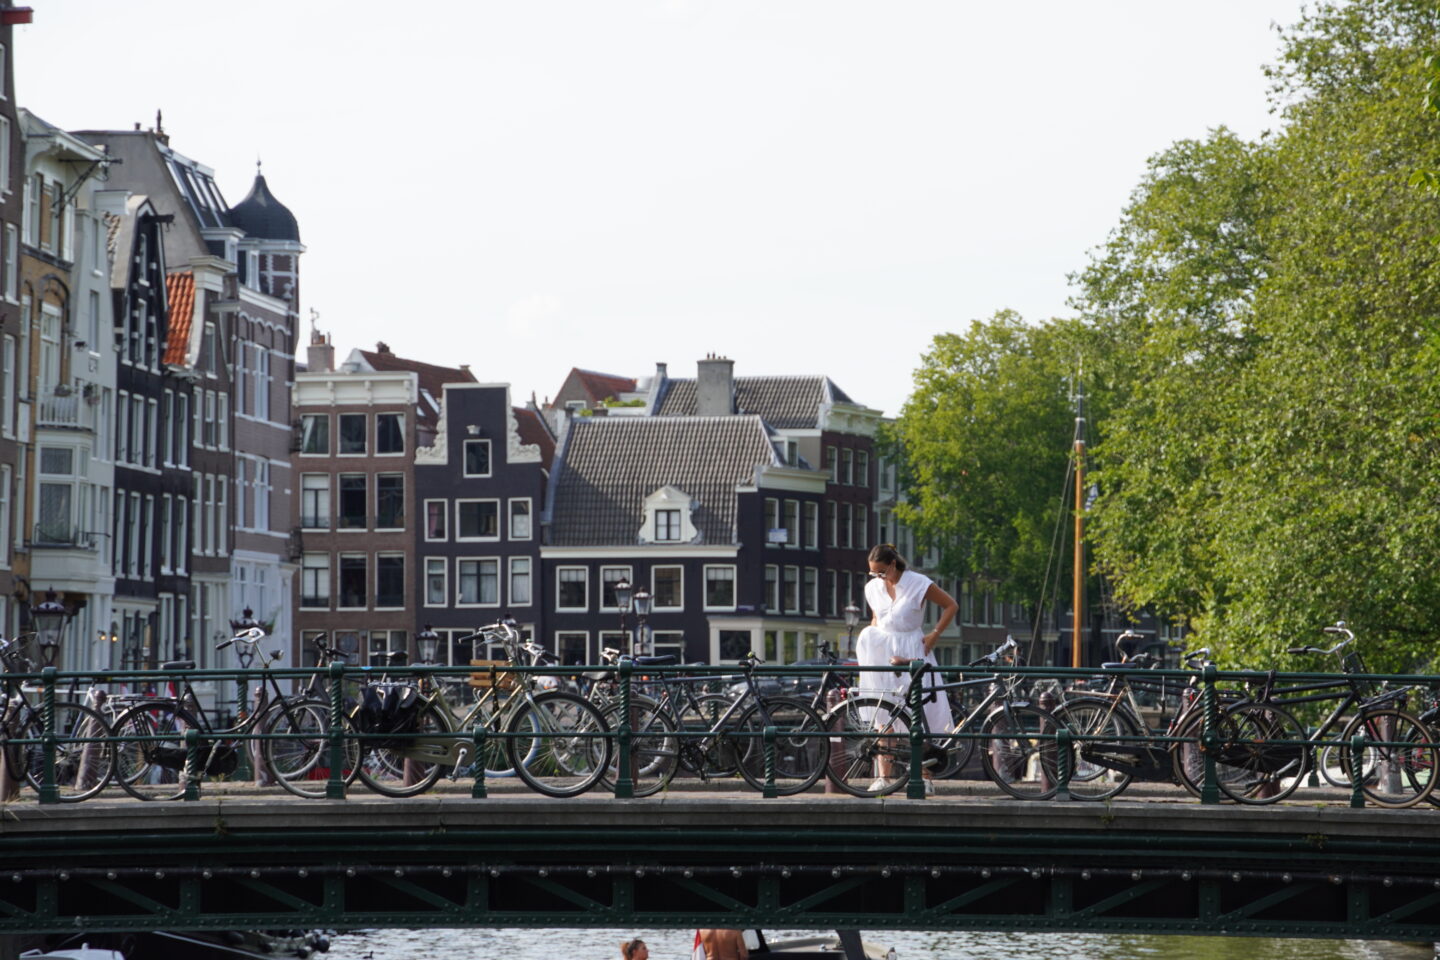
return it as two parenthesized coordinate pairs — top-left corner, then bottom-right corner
(350, 682), (423, 748)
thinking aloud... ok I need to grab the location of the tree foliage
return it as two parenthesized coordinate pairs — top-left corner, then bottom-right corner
(894, 0), (1440, 668)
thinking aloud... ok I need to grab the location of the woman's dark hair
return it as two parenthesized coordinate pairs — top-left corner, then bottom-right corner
(620, 939), (646, 959)
(868, 543), (908, 573)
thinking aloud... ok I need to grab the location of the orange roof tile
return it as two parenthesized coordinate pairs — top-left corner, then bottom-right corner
(164, 271), (194, 367)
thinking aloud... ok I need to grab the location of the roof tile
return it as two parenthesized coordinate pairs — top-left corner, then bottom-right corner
(163, 271), (194, 367)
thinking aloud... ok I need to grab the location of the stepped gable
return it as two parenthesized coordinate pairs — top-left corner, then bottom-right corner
(655, 375), (849, 429)
(163, 271), (194, 366)
(513, 406), (556, 468)
(228, 172), (299, 242)
(550, 415), (779, 546)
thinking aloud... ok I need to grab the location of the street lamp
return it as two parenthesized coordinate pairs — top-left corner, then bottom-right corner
(843, 602), (862, 660)
(416, 624), (441, 665)
(632, 586), (652, 657)
(227, 608), (260, 668)
(30, 589), (71, 668)
(613, 578), (633, 656)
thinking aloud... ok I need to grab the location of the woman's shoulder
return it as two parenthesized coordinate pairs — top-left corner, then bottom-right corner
(901, 569), (933, 590)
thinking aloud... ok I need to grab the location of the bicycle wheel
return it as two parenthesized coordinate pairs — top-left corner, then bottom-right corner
(508, 692), (611, 798)
(598, 696), (679, 797)
(1315, 718), (1358, 788)
(1214, 702), (1307, 805)
(111, 700), (202, 801)
(735, 697), (827, 796)
(821, 694), (911, 798)
(677, 693), (743, 777)
(1051, 696), (1140, 801)
(263, 698), (361, 799)
(1340, 708), (1437, 808)
(980, 703), (1062, 800)
(18, 701), (116, 802)
(1170, 714), (1211, 799)
(356, 701), (449, 798)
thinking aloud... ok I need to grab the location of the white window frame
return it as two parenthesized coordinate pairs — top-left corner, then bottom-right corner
(456, 556), (501, 608)
(455, 498), (500, 542)
(423, 498), (447, 541)
(508, 556), (532, 607)
(651, 565), (684, 612)
(336, 552), (369, 610)
(375, 411), (405, 456)
(462, 438), (492, 478)
(301, 552), (331, 609)
(337, 412), (368, 456)
(803, 501), (819, 550)
(424, 556), (447, 608)
(599, 565), (632, 612)
(508, 497), (533, 541)
(703, 564), (736, 612)
(555, 565), (588, 612)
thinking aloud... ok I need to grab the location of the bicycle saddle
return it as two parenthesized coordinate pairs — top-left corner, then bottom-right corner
(630, 655), (677, 667)
(162, 659), (195, 670)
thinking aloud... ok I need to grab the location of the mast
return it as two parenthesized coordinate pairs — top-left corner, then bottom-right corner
(1072, 378), (1086, 668)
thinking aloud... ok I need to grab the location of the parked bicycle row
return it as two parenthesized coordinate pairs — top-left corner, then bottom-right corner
(2, 619), (1437, 806)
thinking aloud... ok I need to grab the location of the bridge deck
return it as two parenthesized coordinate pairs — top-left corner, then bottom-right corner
(1, 786), (1438, 938)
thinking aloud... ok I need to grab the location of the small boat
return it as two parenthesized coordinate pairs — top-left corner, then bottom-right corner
(736, 930), (897, 959)
(19, 946), (125, 960)
(32, 929), (330, 960)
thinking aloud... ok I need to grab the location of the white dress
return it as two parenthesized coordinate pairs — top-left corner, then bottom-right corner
(856, 569), (953, 736)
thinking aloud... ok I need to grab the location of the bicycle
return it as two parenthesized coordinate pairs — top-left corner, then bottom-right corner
(822, 636), (1065, 800)
(0, 636), (116, 802)
(109, 628), (358, 800)
(351, 619), (613, 799)
(593, 650), (829, 797)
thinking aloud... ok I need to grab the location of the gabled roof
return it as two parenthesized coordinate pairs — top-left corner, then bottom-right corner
(653, 376), (854, 429)
(551, 367), (637, 408)
(163, 271), (195, 367)
(353, 346), (476, 427)
(514, 407), (556, 469)
(549, 415), (779, 546)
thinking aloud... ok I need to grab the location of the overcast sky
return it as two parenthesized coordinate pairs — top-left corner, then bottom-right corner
(17, 1), (1306, 418)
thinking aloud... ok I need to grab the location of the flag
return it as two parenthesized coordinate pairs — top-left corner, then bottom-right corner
(691, 929), (705, 960)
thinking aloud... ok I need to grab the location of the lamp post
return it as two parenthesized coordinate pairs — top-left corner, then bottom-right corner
(30, 589), (71, 668)
(632, 587), (652, 657)
(613, 578), (634, 656)
(843, 602), (862, 660)
(417, 624), (440, 665)
(227, 608), (261, 726)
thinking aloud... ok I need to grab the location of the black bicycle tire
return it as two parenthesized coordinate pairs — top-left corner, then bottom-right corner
(679, 693), (744, 777)
(110, 700), (203, 801)
(355, 701), (449, 798)
(598, 697), (679, 797)
(1050, 696), (1141, 801)
(1215, 701), (1307, 805)
(1340, 707), (1437, 809)
(18, 700), (116, 802)
(820, 694), (912, 798)
(262, 697), (361, 799)
(508, 691), (611, 798)
(979, 702), (1062, 801)
(734, 697), (827, 796)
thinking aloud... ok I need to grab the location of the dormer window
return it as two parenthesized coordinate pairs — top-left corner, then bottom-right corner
(640, 486), (697, 544)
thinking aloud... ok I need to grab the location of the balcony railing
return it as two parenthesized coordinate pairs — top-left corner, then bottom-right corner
(33, 524), (99, 550)
(36, 387), (92, 429)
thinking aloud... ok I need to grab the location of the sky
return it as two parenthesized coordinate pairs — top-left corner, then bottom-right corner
(16, 1), (1308, 418)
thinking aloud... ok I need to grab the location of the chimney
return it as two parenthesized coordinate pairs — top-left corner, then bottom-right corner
(696, 354), (734, 417)
(307, 329), (335, 373)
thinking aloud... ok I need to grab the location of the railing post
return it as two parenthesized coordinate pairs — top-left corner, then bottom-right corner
(37, 667), (58, 805)
(763, 725), (778, 799)
(183, 727), (201, 801)
(326, 660), (347, 800)
(1349, 733), (1366, 809)
(1200, 664), (1220, 805)
(613, 659), (634, 799)
(471, 724), (488, 799)
(1055, 726), (1072, 801)
(907, 659), (926, 800)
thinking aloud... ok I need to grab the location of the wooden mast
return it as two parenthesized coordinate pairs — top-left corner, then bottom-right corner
(1072, 379), (1086, 668)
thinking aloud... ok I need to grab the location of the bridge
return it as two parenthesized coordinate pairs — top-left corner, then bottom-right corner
(2, 788), (1439, 941)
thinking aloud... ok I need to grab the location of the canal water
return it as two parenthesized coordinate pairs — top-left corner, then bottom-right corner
(323, 927), (1436, 959)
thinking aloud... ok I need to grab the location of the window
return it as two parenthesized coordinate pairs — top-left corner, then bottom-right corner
(424, 557), (447, 606)
(463, 439), (491, 477)
(824, 446), (837, 483)
(176, 393), (189, 465)
(301, 553), (331, 608)
(456, 499), (499, 540)
(458, 558), (499, 606)
(3, 225), (13, 301)
(650, 631), (684, 660)
(376, 413), (404, 454)
(852, 503), (867, 550)
(338, 555), (368, 608)
(375, 554), (405, 608)
(803, 567), (818, 614)
(556, 632), (589, 666)
(508, 498), (532, 540)
(0, 115), (7, 189)
(803, 501), (818, 549)
(300, 475), (329, 529)
(782, 566), (799, 613)
(509, 557), (532, 606)
(338, 474), (367, 529)
(600, 566), (632, 610)
(556, 567), (587, 610)
(652, 566), (683, 610)
(764, 497), (779, 547)
(840, 503), (853, 549)
(217, 393), (229, 450)
(704, 565), (736, 610)
(252, 462), (269, 531)
(375, 473), (404, 529)
(0, 464), (11, 567)
(159, 493), (171, 572)
(856, 450), (870, 488)
(765, 565), (779, 613)
(300, 414), (329, 455)
(37, 481), (71, 542)
(784, 500), (799, 548)
(826, 569), (838, 617)
(655, 508), (680, 541)
(424, 499), (447, 540)
(841, 448), (854, 485)
(202, 390), (216, 447)
(338, 414), (366, 454)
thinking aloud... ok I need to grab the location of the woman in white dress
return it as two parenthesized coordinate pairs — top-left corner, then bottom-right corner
(855, 543), (959, 790)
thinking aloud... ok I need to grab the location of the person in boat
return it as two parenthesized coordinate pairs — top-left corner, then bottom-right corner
(619, 937), (649, 959)
(698, 929), (748, 960)
(858, 543), (960, 791)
